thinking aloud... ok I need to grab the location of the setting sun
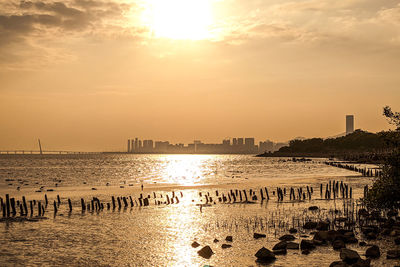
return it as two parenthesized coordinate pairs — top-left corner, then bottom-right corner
(143, 0), (214, 40)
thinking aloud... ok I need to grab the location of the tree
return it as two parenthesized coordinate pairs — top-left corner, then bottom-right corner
(383, 106), (400, 130)
(365, 107), (400, 210)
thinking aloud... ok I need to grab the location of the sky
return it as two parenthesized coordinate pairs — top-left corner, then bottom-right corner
(0, 0), (400, 151)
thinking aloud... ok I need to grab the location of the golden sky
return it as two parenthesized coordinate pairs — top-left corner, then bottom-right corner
(1, 0), (400, 151)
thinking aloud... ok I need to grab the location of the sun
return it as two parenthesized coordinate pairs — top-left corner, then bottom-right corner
(142, 0), (214, 40)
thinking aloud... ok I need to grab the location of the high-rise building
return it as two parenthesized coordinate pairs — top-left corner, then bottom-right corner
(127, 139), (131, 153)
(346, 115), (354, 135)
(233, 138), (237, 146)
(135, 138), (139, 151)
(237, 138), (244, 146)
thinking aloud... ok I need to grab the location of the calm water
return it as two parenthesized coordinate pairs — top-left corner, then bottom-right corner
(1, 154), (390, 266)
(0, 154), (360, 189)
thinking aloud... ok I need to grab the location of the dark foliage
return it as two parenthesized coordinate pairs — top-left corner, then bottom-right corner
(365, 107), (400, 210)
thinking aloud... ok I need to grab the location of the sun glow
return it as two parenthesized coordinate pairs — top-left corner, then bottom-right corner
(143, 0), (214, 40)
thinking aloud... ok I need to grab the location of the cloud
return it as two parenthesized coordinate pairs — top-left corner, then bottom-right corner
(0, 0), (138, 68)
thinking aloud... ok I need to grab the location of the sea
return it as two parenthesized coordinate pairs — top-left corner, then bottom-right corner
(0, 154), (390, 266)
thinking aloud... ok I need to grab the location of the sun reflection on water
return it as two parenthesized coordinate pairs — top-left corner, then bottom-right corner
(162, 155), (214, 186)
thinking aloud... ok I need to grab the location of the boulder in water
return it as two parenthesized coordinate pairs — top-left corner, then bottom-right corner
(300, 240), (315, 250)
(279, 234), (295, 241)
(225, 236), (233, 242)
(365, 245), (380, 258)
(191, 241), (200, 248)
(272, 241), (287, 250)
(340, 248), (360, 264)
(332, 239), (345, 250)
(198, 246), (214, 259)
(255, 247), (276, 262)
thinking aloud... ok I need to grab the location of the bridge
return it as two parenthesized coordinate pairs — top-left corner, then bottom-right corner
(0, 150), (101, 155)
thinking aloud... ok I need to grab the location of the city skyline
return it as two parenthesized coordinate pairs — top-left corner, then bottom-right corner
(125, 137), (287, 154)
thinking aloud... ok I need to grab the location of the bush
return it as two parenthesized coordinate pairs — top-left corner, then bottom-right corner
(365, 106), (400, 210)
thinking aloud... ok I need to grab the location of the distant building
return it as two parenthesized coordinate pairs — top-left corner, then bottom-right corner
(346, 115), (354, 135)
(237, 138), (244, 146)
(259, 140), (273, 153)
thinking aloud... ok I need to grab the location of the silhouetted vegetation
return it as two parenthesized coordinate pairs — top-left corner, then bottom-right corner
(365, 106), (400, 210)
(278, 130), (386, 154)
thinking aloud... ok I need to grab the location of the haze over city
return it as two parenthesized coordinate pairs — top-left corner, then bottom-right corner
(1, 0), (400, 151)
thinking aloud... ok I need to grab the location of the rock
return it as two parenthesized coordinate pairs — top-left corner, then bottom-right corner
(333, 239), (346, 250)
(395, 237), (400, 245)
(213, 238), (219, 243)
(255, 247), (276, 262)
(273, 241), (287, 250)
(302, 249), (310, 255)
(286, 242), (299, 249)
(365, 245), (380, 258)
(273, 249), (287, 255)
(279, 234), (295, 241)
(340, 248), (361, 264)
(359, 241), (367, 246)
(191, 241), (200, 248)
(303, 221), (317, 229)
(221, 244), (232, 249)
(289, 228), (298, 234)
(387, 249), (400, 259)
(300, 240), (315, 250)
(300, 235), (309, 238)
(309, 206), (319, 211)
(198, 246), (214, 259)
(314, 231), (329, 242)
(329, 261), (349, 267)
(253, 233), (266, 239)
(353, 258), (371, 267)
(225, 236), (233, 242)
(316, 221), (330, 231)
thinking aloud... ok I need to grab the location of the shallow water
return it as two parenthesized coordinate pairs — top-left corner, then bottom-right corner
(1, 154), (394, 267)
(0, 154), (364, 189)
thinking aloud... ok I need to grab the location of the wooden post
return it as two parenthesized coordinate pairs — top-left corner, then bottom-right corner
(10, 198), (16, 216)
(68, 198), (72, 212)
(53, 200), (57, 215)
(123, 197), (128, 207)
(29, 201), (33, 216)
(112, 196), (116, 209)
(129, 196), (134, 207)
(22, 196), (28, 215)
(5, 194), (10, 217)
(117, 197), (122, 209)
(45, 194), (48, 207)
(81, 198), (85, 211)
(38, 201), (42, 216)
(57, 195), (61, 205)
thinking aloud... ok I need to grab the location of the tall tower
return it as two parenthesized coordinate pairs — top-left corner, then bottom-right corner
(127, 139), (131, 153)
(346, 115), (354, 135)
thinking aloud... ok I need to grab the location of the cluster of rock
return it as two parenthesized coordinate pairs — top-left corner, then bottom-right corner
(193, 235), (234, 259)
(255, 207), (400, 266)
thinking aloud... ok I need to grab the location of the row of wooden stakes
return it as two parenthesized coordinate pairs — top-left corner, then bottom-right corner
(1, 181), (354, 218)
(324, 161), (381, 177)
